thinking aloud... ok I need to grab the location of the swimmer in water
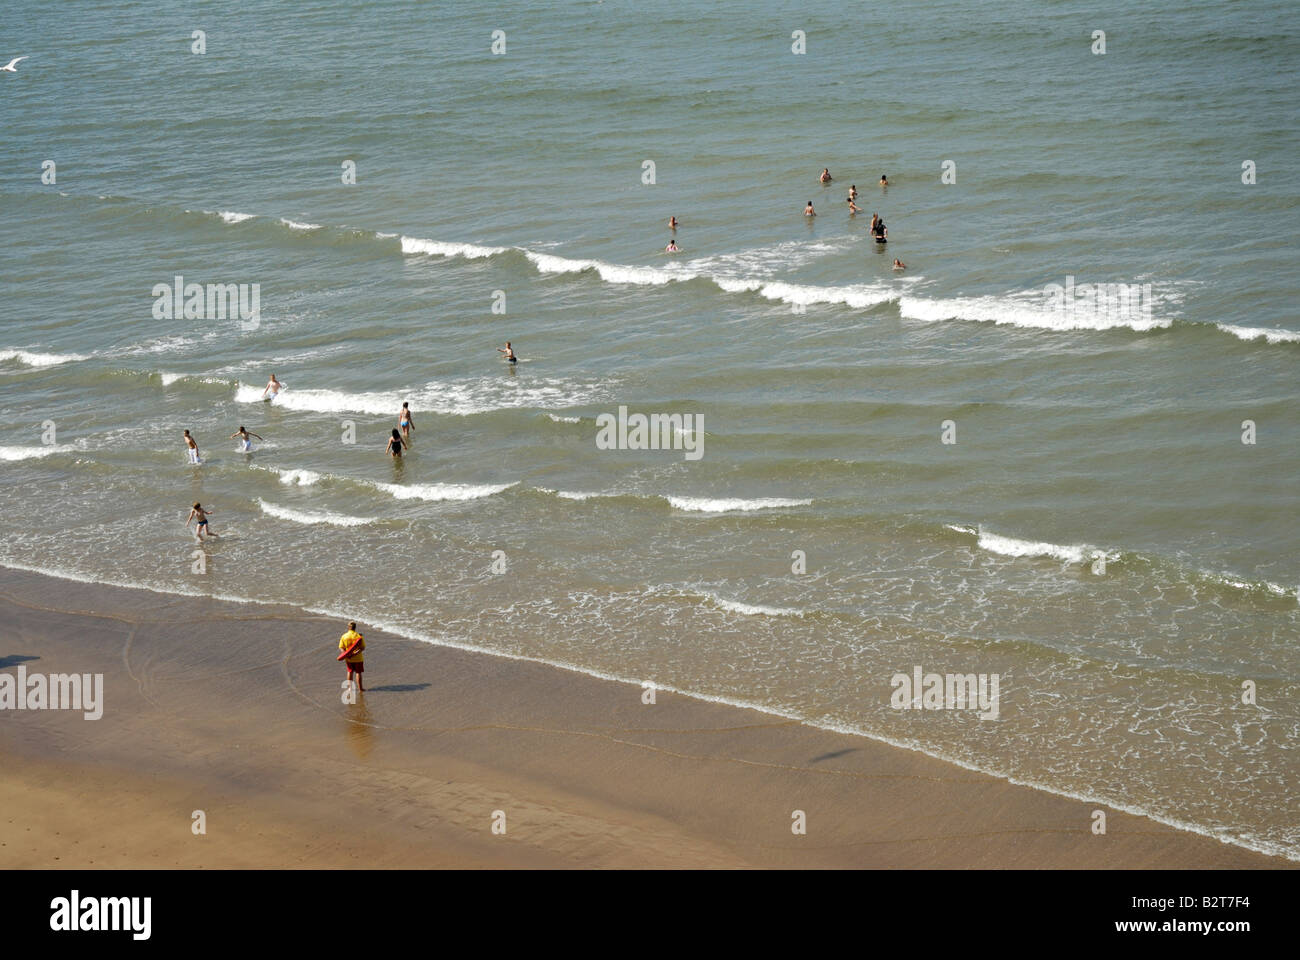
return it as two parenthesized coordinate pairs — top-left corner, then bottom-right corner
(892, 258), (906, 270)
(819, 168), (833, 183)
(873, 219), (888, 242)
(804, 201), (816, 217)
(386, 428), (407, 458)
(498, 341), (518, 364)
(230, 425), (263, 452)
(665, 238), (680, 253)
(262, 373), (283, 399)
(668, 216), (678, 230)
(849, 184), (858, 202)
(398, 402), (414, 439)
(879, 174), (889, 186)
(186, 501), (216, 540)
(869, 212), (879, 233)
(848, 198), (862, 215)
(183, 429), (201, 464)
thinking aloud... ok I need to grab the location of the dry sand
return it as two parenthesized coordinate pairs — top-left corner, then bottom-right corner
(0, 567), (1285, 868)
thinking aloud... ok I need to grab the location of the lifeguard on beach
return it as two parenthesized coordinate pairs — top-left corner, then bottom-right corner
(339, 621), (365, 690)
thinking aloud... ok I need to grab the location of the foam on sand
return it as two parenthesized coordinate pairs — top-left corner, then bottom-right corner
(257, 499), (376, 527)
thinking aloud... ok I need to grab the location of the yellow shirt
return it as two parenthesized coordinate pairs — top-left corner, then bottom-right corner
(339, 630), (364, 663)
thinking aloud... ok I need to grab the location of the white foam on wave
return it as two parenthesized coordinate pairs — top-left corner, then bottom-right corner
(666, 496), (812, 513)
(526, 250), (696, 286)
(234, 376), (610, 417)
(0, 348), (90, 367)
(900, 293), (1171, 332)
(976, 531), (1089, 563)
(276, 468), (321, 487)
(400, 236), (508, 259)
(535, 487), (604, 501)
(370, 481), (517, 502)
(158, 372), (229, 387)
(686, 237), (856, 278)
(217, 210), (255, 224)
(699, 592), (806, 617)
(0, 444), (76, 461)
(280, 218), (323, 231)
(1216, 324), (1300, 345)
(546, 414), (581, 423)
(1202, 571), (1297, 599)
(951, 525), (1105, 564)
(116, 332), (221, 358)
(258, 499), (375, 527)
(749, 280), (897, 310)
(235, 382), (388, 414)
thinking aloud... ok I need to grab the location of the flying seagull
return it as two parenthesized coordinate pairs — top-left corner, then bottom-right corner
(2, 56), (29, 72)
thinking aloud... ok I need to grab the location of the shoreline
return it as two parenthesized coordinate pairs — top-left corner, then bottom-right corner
(0, 565), (1289, 868)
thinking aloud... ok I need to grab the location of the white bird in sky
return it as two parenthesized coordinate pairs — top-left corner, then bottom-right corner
(2, 56), (29, 72)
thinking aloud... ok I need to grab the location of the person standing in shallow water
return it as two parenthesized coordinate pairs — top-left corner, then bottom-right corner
(230, 425), (263, 452)
(339, 620), (365, 691)
(186, 501), (215, 539)
(386, 428), (407, 458)
(398, 402), (414, 440)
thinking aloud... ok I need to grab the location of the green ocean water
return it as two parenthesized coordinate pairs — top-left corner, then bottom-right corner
(0, 1), (1297, 858)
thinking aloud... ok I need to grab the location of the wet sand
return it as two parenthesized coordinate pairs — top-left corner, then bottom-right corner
(0, 567), (1285, 868)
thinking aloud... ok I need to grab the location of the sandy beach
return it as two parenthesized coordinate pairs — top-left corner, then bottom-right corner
(0, 567), (1284, 869)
